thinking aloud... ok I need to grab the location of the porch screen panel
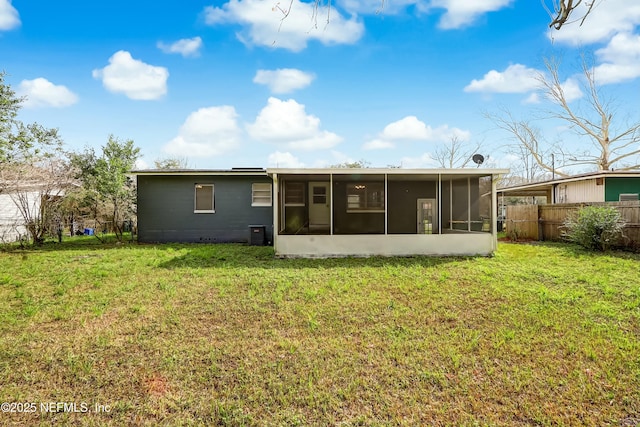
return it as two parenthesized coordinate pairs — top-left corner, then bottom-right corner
(451, 178), (468, 231)
(282, 181), (306, 234)
(478, 176), (492, 232)
(333, 179), (385, 234)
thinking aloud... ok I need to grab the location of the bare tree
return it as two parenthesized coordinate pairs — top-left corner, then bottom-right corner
(542, 0), (598, 30)
(2, 156), (75, 244)
(434, 136), (482, 168)
(541, 58), (640, 171)
(488, 109), (570, 179)
(490, 59), (640, 177)
(275, 1), (598, 32)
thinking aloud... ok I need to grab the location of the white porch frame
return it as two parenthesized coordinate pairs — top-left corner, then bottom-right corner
(268, 168), (508, 257)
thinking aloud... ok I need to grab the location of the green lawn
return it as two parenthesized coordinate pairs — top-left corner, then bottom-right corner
(0, 239), (639, 426)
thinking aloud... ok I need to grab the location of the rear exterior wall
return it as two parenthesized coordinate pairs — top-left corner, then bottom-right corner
(137, 175), (273, 243)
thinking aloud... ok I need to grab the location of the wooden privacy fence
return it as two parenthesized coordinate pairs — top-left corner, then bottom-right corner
(505, 202), (640, 247)
(506, 205), (539, 240)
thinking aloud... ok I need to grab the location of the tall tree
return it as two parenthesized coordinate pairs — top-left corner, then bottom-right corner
(329, 159), (371, 168)
(434, 136), (482, 168)
(153, 157), (189, 169)
(1, 71), (69, 244)
(70, 136), (140, 242)
(1, 71), (62, 192)
(490, 59), (640, 177)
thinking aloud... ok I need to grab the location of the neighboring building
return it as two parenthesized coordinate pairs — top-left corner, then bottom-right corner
(497, 171), (640, 204)
(0, 187), (62, 243)
(0, 192), (28, 242)
(135, 168), (274, 244)
(134, 167), (509, 257)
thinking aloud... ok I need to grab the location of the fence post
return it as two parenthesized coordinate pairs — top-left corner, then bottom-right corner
(538, 216), (544, 241)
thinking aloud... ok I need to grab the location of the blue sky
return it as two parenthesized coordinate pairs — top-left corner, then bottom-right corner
(1, 0), (639, 172)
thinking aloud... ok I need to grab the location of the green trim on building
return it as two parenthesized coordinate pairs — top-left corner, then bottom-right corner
(605, 177), (640, 201)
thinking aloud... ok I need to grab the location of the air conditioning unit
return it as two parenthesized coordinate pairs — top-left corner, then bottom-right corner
(619, 193), (639, 202)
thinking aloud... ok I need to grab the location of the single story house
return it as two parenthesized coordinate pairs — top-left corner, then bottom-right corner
(134, 167), (508, 257)
(497, 171), (640, 204)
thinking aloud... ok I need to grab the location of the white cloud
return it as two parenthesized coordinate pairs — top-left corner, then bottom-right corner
(547, 0), (640, 45)
(135, 158), (150, 170)
(253, 68), (315, 94)
(157, 37), (203, 57)
(18, 78), (78, 108)
(593, 32), (640, 84)
(467, 64), (584, 102)
(247, 97), (342, 150)
(324, 150), (358, 167)
(558, 77), (583, 102)
(398, 153), (439, 168)
(203, 0), (364, 51)
(339, 0), (419, 15)
(464, 64), (541, 93)
(267, 151), (305, 168)
(362, 139), (395, 150)
(364, 115), (471, 150)
(92, 51), (169, 100)
(522, 92), (541, 104)
(381, 116), (433, 140)
(163, 106), (242, 157)
(428, 0), (513, 29)
(0, 0), (20, 30)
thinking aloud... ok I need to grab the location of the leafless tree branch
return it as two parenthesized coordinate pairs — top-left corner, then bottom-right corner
(545, 0), (597, 30)
(434, 136), (482, 169)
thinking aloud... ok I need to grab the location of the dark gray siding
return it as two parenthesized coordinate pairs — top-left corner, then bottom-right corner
(137, 175), (273, 243)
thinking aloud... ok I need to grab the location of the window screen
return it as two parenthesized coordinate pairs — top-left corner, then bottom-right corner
(346, 183), (384, 211)
(194, 184), (214, 212)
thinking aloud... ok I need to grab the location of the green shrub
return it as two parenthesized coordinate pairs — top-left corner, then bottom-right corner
(562, 205), (626, 251)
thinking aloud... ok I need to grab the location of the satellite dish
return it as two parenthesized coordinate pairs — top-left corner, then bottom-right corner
(472, 154), (485, 167)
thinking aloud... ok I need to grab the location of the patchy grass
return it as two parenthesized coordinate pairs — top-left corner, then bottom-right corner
(0, 239), (639, 426)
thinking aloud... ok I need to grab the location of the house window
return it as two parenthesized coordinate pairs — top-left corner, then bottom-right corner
(619, 193), (639, 202)
(285, 182), (305, 206)
(347, 183), (384, 212)
(194, 184), (214, 213)
(252, 183), (272, 206)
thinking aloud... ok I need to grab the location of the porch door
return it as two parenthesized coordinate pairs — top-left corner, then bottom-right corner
(417, 198), (437, 234)
(309, 182), (330, 229)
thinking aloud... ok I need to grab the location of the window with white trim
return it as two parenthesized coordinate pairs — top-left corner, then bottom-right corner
(347, 183), (384, 212)
(194, 184), (214, 213)
(252, 183), (272, 206)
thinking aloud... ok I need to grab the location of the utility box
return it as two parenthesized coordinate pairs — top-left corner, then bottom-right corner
(249, 225), (266, 246)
